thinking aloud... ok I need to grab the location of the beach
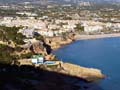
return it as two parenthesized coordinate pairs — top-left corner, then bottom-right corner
(75, 33), (120, 40)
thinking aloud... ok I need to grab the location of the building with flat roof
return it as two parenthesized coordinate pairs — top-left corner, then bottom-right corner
(31, 55), (44, 64)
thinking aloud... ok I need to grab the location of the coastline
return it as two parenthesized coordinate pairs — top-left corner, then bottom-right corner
(52, 33), (120, 51)
(75, 33), (120, 41)
(51, 33), (120, 81)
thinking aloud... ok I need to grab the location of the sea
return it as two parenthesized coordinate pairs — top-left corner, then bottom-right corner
(53, 37), (120, 90)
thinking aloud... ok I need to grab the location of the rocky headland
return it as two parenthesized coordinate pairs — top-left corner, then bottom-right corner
(42, 62), (105, 82)
(27, 34), (106, 82)
(40, 34), (107, 82)
(60, 63), (105, 82)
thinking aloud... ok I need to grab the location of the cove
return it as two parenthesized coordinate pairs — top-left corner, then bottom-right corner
(53, 37), (120, 90)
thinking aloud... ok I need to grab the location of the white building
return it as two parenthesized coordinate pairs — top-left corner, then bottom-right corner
(37, 30), (54, 37)
(34, 22), (46, 29)
(106, 23), (112, 28)
(62, 24), (76, 32)
(48, 24), (60, 30)
(31, 55), (44, 64)
(19, 28), (35, 38)
(16, 12), (38, 17)
(84, 25), (103, 33)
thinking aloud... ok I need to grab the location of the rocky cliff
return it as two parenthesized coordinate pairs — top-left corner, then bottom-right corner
(60, 63), (105, 82)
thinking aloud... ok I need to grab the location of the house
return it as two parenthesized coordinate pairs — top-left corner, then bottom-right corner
(16, 12), (37, 17)
(82, 21), (104, 33)
(33, 22), (46, 29)
(84, 25), (103, 33)
(48, 24), (60, 30)
(31, 55), (62, 66)
(37, 30), (54, 37)
(31, 55), (44, 64)
(19, 28), (35, 38)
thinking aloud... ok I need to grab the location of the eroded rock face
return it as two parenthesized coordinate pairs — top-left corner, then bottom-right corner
(43, 42), (52, 55)
(60, 63), (105, 82)
(45, 37), (73, 50)
(29, 41), (52, 55)
(30, 41), (44, 54)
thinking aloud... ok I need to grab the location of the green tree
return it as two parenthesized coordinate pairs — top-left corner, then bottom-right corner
(0, 26), (26, 45)
(75, 24), (84, 32)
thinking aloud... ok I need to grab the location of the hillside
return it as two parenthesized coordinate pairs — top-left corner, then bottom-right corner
(0, 0), (120, 4)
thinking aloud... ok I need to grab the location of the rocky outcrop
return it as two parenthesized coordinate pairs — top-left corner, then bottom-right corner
(30, 41), (45, 54)
(15, 59), (105, 82)
(45, 37), (73, 50)
(60, 63), (105, 82)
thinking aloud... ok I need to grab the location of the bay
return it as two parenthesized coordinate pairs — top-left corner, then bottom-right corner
(53, 37), (120, 90)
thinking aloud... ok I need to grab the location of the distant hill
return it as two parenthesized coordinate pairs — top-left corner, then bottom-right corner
(0, 0), (36, 4)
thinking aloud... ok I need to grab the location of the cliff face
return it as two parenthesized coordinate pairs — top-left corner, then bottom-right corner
(45, 36), (73, 50)
(28, 41), (55, 60)
(29, 41), (52, 55)
(30, 42), (45, 54)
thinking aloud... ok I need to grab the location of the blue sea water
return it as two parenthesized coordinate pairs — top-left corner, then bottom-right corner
(53, 37), (120, 90)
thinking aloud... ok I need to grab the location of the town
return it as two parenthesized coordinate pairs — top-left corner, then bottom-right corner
(0, 0), (119, 89)
(0, 1), (119, 59)
(0, 0), (119, 70)
(0, 0), (119, 69)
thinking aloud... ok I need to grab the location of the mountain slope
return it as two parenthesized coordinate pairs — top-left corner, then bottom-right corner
(0, 0), (120, 4)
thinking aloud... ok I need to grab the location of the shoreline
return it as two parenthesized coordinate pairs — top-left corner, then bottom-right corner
(52, 33), (120, 51)
(51, 33), (120, 81)
(50, 33), (120, 81)
(75, 33), (120, 41)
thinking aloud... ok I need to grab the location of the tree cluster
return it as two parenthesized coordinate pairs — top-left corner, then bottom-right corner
(0, 26), (26, 45)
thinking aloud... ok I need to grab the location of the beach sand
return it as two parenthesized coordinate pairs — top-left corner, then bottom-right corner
(75, 33), (120, 40)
